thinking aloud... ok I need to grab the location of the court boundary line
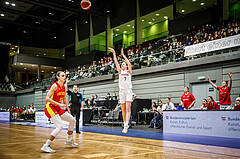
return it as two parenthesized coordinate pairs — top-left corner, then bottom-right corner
(0, 123), (240, 158)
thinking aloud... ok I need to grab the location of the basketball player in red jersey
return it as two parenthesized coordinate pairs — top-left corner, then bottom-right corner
(109, 47), (133, 133)
(206, 72), (232, 110)
(41, 71), (78, 153)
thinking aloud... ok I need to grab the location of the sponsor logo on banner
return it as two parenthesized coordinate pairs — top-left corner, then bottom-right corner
(185, 34), (240, 56)
(163, 111), (240, 139)
(0, 112), (10, 121)
(35, 112), (49, 123)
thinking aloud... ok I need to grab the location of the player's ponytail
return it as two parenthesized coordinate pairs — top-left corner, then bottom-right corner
(52, 71), (63, 82)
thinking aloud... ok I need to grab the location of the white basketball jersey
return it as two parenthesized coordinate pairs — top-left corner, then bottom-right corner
(119, 69), (132, 91)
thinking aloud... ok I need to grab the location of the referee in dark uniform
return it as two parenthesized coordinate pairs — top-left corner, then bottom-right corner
(67, 84), (84, 133)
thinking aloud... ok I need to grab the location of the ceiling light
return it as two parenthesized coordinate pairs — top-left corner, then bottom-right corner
(142, 19), (144, 22)
(54, 67), (56, 69)
(182, 9), (185, 13)
(24, 68), (26, 70)
(11, 3), (16, 6)
(0, 14), (4, 17)
(15, 46), (17, 47)
(36, 55), (39, 56)
(116, 29), (119, 31)
(132, 26), (134, 28)
(14, 63), (16, 65)
(32, 65), (34, 66)
(11, 48), (14, 49)
(148, 22), (152, 24)
(5, 2), (10, 5)
(85, 21), (88, 24)
(156, 13), (159, 16)
(152, 18), (155, 21)
(107, 10), (110, 13)
(23, 30), (28, 34)
(127, 25), (130, 27)
(20, 63), (23, 65)
(123, 31), (127, 33)
(51, 71), (54, 74)
(63, 55), (65, 56)
(115, 34), (118, 36)
(193, 0), (196, 2)
(44, 54), (46, 55)
(70, 28), (73, 31)
(41, 71), (44, 72)
(54, 36), (56, 39)
(49, 12), (54, 16)
(200, 2), (204, 5)
(164, 16), (168, 19)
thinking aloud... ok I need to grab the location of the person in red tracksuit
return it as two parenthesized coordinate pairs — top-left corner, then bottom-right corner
(206, 96), (220, 110)
(181, 87), (196, 110)
(206, 72), (232, 110)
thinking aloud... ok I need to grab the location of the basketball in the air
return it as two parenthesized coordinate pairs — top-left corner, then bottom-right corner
(81, 0), (91, 10)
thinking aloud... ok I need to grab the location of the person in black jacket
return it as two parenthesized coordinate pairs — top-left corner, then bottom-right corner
(67, 84), (84, 133)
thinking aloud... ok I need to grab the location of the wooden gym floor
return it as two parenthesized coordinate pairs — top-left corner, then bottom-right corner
(0, 123), (240, 159)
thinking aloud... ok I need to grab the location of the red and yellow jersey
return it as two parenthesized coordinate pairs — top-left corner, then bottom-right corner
(46, 82), (66, 107)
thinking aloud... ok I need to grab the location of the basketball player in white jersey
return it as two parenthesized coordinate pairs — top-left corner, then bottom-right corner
(109, 47), (133, 133)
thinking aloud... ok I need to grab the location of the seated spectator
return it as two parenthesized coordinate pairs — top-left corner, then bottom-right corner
(200, 99), (208, 110)
(70, 73), (79, 81)
(22, 106), (27, 119)
(234, 97), (240, 110)
(206, 96), (220, 110)
(65, 70), (70, 78)
(94, 95), (99, 101)
(32, 106), (36, 113)
(159, 52), (166, 62)
(9, 106), (15, 119)
(112, 92), (118, 100)
(13, 106), (18, 120)
(149, 100), (163, 129)
(90, 95), (95, 105)
(18, 107), (23, 119)
(148, 43), (152, 51)
(162, 98), (175, 110)
(27, 105), (33, 119)
(105, 93), (111, 100)
(147, 51), (156, 67)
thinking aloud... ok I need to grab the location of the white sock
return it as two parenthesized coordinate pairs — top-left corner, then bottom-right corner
(45, 139), (52, 146)
(124, 122), (128, 126)
(68, 135), (73, 140)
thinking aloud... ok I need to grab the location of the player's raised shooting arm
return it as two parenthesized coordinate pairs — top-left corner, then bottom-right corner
(229, 72), (232, 90)
(109, 47), (121, 73)
(121, 48), (132, 74)
(206, 75), (217, 89)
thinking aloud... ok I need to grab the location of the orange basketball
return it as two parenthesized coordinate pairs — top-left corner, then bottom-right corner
(81, 0), (91, 10)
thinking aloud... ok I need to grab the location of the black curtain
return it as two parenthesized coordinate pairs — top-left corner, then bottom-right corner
(0, 44), (10, 82)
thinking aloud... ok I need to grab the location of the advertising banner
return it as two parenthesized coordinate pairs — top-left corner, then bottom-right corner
(163, 111), (240, 138)
(185, 34), (240, 56)
(0, 112), (10, 121)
